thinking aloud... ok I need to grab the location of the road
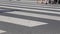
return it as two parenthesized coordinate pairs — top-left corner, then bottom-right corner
(0, 2), (60, 34)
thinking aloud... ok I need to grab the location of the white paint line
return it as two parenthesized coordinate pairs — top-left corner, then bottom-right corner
(37, 10), (60, 15)
(0, 30), (6, 33)
(0, 6), (60, 15)
(6, 11), (60, 21)
(40, 8), (60, 11)
(0, 15), (48, 27)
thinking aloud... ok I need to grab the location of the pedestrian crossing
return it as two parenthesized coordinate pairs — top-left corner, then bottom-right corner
(6, 11), (60, 21)
(0, 5), (60, 14)
(0, 6), (60, 28)
(0, 30), (6, 34)
(0, 4), (60, 11)
(0, 15), (48, 27)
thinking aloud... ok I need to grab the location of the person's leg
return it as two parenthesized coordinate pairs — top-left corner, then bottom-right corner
(58, 0), (60, 4)
(55, 0), (57, 4)
(46, 0), (49, 4)
(37, 0), (42, 4)
(37, 0), (40, 4)
(43, 0), (48, 4)
(49, 0), (51, 4)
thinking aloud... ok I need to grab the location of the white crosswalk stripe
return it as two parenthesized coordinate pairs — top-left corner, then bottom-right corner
(0, 30), (6, 34)
(6, 11), (60, 21)
(0, 6), (60, 27)
(0, 15), (48, 27)
(0, 6), (60, 14)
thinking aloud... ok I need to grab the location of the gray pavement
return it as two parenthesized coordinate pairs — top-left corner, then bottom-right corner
(0, 1), (60, 8)
(0, 1), (60, 34)
(0, 1), (60, 12)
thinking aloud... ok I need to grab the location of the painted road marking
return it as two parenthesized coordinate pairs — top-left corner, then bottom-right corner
(0, 15), (48, 27)
(0, 6), (60, 15)
(6, 11), (60, 21)
(0, 30), (6, 34)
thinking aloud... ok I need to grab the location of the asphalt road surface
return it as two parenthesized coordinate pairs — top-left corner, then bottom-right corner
(0, 3), (60, 34)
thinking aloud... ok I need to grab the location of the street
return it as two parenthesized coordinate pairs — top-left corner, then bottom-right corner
(0, 2), (60, 34)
